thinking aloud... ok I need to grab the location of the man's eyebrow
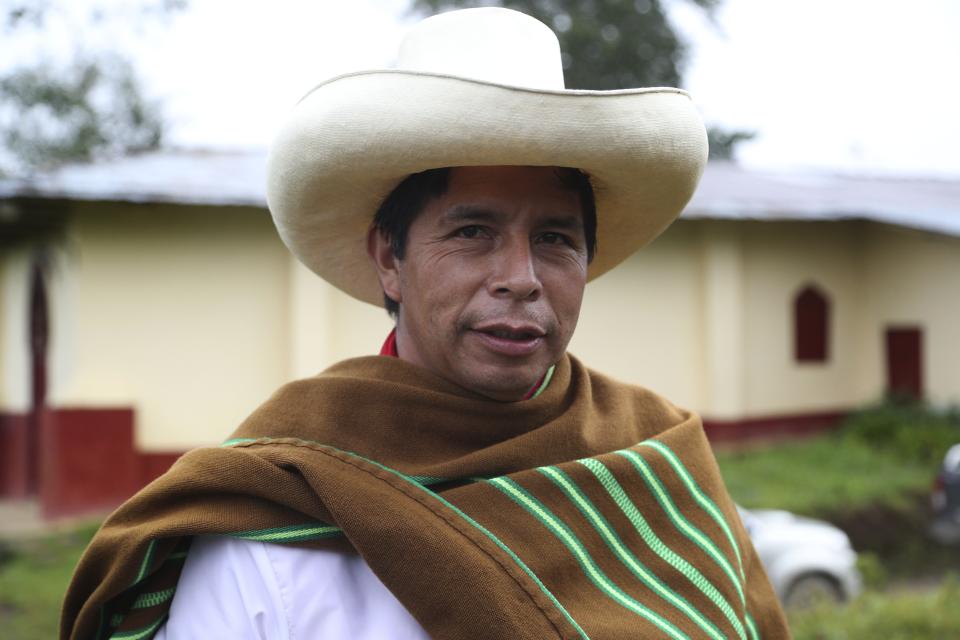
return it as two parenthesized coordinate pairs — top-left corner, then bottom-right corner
(443, 206), (583, 231)
(443, 205), (502, 223)
(538, 215), (584, 231)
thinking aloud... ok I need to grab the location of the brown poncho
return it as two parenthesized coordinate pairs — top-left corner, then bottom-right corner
(62, 354), (789, 639)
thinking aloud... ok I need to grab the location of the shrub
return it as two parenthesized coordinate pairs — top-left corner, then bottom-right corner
(715, 435), (930, 515)
(840, 399), (960, 466)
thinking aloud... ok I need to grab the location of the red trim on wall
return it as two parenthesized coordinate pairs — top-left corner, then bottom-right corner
(0, 412), (30, 498)
(37, 407), (184, 519)
(39, 408), (138, 518)
(702, 409), (848, 443)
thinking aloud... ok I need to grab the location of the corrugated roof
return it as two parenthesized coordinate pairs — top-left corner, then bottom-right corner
(2, 150), (958, 236)
(0, 149), (267, 207)
(685, 162), (960, 237)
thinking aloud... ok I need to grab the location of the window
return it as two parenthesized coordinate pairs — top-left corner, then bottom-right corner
(794, 285), (829, 363)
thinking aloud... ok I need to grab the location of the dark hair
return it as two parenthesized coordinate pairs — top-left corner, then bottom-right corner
(372, 167), (597, 317)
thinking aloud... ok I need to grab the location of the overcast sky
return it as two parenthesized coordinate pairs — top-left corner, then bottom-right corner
(9, 0), (960, 177)
(671, 0), (960, 177)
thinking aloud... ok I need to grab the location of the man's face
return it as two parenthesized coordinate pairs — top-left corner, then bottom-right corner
(370, 165), (589, 402)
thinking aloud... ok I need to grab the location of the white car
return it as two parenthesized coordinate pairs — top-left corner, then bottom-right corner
(738, 506), (862, 608)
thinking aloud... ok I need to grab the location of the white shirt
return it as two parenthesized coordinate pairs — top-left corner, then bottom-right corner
(155, 536), (431, 639)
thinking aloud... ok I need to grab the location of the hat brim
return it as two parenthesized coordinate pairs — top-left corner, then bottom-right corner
(267, 70), (708, 306)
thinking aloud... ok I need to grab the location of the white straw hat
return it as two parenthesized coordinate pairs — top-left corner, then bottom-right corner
(267, 7), (708, 306)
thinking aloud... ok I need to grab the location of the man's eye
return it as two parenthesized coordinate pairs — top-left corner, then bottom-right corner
(539, 232), (569, 245)
(456, 225), (484, 239)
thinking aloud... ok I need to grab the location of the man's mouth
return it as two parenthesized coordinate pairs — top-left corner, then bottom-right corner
(484, 328), (541, 340)
(470, 323), (546, 356)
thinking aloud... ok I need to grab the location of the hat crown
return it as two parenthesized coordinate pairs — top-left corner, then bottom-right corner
(396, 7), (565, 90)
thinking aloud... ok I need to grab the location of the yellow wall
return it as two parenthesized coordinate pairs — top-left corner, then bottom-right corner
(570, 220), (705, 409)
(288, 259), (393, 379)
(37, 200), (960, 450)
(572, 219), (873, 418)
(572, 218), (960, 418)
(739, 220), (870, 415)
(571, 219), (871, 417)
(698, 221), (747, 419)
(49, 202), (292, 450)
(0, 248), (30, 412)
(860, 224), (960, 407)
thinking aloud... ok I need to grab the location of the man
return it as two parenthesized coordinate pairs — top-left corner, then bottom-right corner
(62, 8), (789, 639)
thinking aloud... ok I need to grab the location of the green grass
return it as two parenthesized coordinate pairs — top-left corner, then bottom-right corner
(0, 521), (100, 640)
(715, 399), (959, 516)
(715, 434), (932, 515)
(789, 577), (960, 639)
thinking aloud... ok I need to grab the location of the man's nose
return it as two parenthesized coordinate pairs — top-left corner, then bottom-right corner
(489, 239), (542, 300)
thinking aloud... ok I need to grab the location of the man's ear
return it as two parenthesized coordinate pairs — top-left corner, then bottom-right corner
(366, 225), (402, 304)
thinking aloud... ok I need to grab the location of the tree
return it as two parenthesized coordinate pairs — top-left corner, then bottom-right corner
(410, 0), (750, 160)
(0, 1), (185, 177)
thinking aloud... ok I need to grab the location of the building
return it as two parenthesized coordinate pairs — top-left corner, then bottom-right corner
(2, 151), (958, 517)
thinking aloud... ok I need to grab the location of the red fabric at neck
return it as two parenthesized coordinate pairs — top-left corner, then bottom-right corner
(380, 328), (399, 357)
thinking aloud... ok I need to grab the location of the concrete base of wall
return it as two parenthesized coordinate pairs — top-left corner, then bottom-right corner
(0, 412), (31, 498)
(702, 409), (848, 442)
(0, 408), (182, 519)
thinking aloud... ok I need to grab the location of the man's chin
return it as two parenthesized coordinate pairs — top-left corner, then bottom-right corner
(455, 363), (548, 403)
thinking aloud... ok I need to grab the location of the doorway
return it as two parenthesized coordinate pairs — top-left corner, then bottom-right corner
(885, 327), (923, 400)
